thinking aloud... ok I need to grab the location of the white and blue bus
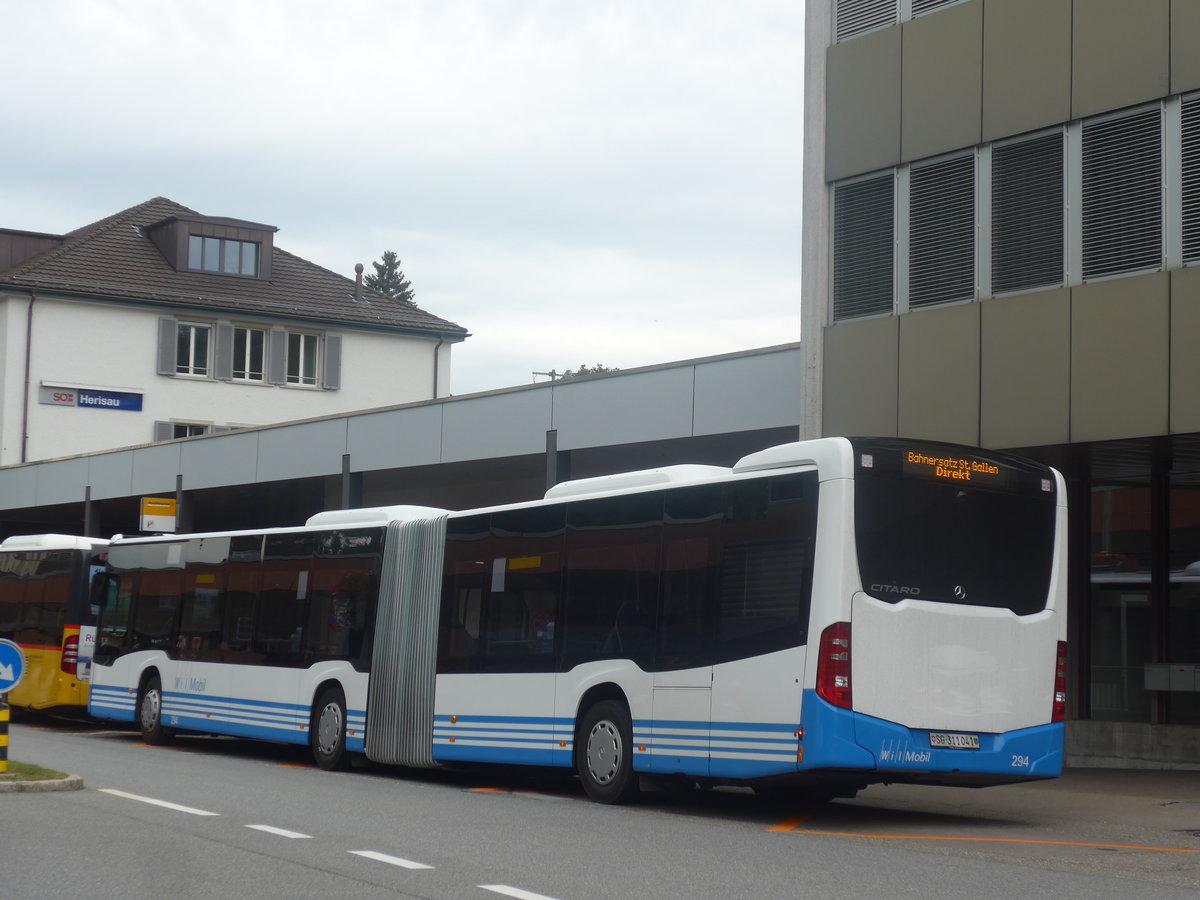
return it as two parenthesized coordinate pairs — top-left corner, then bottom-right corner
(88, 437), (1067, 803)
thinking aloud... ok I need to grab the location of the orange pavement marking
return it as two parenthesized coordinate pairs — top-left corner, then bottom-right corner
(772, 823), (1200, 854)
(768, 816), (809, 832)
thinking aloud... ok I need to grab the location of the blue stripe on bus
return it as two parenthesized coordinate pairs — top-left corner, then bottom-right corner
(89, 685), (137, 723)
(430, 713), (804, 777)
(89, 685), (370, 753)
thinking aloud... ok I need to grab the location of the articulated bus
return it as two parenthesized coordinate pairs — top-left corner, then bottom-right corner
(0, 534), (108, 711)
(88, 437), (1067, 802)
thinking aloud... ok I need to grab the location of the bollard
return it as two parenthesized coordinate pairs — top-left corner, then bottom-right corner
(0, 692), (8, 774)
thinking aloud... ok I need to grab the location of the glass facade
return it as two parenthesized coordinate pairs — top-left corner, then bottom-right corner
(1063, 438), (1200, 726)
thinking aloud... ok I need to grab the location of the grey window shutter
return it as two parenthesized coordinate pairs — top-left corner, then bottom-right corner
(833, 172), (895, 321)
(153, 421), (175, 442)
(992, 132), (1065, 294)
(214, 323), (234, 381)
(909, 153), (976, 308)
(267, 327), (288, 385)
(1081, 106), (1162, 280)
(211, 425), (233, 433)
(323, 334), (342, 390)
(1183, 96), (1200, 263)
(835, 0), (895, 42)
(911, 0), (960, 16)
(157, 317), (178, 375)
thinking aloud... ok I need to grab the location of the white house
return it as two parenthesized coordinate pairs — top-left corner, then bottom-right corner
(0, 197), (468, 465)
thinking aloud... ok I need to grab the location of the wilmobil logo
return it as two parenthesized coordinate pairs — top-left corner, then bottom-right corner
(879, 741), (932, 764)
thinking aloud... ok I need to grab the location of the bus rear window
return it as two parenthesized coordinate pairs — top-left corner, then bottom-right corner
(853, 440), (1057, 615)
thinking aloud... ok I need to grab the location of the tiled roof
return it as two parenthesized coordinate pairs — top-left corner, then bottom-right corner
(0, 197), (468, 338)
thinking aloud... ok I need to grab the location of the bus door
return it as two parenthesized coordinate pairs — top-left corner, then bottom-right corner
(650, 534), (713, 777)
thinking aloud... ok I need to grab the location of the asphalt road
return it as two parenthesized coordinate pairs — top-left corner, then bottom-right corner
(4, 713), (1200, 899)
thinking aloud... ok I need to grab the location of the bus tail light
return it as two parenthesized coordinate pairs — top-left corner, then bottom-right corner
(1052, 641), (1068, 723)
(61, 633), (80, 674)
(816, 621), (852, 710)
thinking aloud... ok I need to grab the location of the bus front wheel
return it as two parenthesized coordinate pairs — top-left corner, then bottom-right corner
(311, 686), (350, 771)
(577, 700), (639, 804)
(137, 675), (173, 745)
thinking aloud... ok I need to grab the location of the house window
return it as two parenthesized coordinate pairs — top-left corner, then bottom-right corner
(1182, 95), (1200, 264)
(834, 0), (895, 42)
(173, 423), (209, 439)
(991, 131), (1065, 294)
(176, 323), (210, 377)
(287, 332), (319, 386)
(832, 172), (895, 320)
(1081, 106), (1162, 280)
(187, 235), (259, 276)
(233, 327), (265, 381)
(908, 153), (976, 308)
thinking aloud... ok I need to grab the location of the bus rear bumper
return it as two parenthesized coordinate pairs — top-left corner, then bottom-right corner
(799, 691), (1064, 783)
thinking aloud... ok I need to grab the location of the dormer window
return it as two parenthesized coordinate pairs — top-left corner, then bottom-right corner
(188, 235), (259, 276)
(146, 213), (276, 279)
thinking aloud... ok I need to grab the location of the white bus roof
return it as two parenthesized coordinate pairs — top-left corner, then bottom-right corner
(0, 534), (109, 551)
(305, 505), (450, 528)
(544, 464), (731, 501)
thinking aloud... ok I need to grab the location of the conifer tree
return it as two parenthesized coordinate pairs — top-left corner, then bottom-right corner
(364, 250), (414, 302)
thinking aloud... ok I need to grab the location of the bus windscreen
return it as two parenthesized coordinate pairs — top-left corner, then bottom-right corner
(852, 439), (1057, 615)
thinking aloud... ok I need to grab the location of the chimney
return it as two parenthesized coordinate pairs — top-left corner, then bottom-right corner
(354, 263), (364, 303)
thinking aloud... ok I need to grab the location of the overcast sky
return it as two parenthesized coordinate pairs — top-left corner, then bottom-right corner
(4, 0), (804, 396)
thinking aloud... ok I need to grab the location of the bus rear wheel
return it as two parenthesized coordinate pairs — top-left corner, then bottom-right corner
(577, 700), (639, 804)
(311, 686), (350, 771)
(137, 674), (173, 745)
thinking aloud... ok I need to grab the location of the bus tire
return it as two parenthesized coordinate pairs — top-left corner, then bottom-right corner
(311, 686), (350, 771)
(137, 674), (173, 745)
(577, 700), (639, 804)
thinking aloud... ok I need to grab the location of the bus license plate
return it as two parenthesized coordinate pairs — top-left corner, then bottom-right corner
(929, 732), (980, 750)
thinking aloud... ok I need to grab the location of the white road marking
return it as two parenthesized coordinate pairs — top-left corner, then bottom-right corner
(480, 886), (561, 900)
(245, 824), (312, 839)
(349, 850), (434, 870)
(99, 788), (220, 816)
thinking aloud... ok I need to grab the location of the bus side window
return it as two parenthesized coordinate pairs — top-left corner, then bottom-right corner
(255, 533), (313, 668)
(179, 569), (224, 662)
(479, 506), (563, 671)
(306, 529), (383, 669)
(95, 575), (132, 664)
(438, 514), (490, 674)
(562, 491), (662, 670)
(712, 474), (817, 663)
(0, 566), (23, 640)
(131, 570), (182, 653)
(658, 536), (713, 670)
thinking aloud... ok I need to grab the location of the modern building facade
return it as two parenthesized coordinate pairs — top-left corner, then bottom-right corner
(0, 197), (467, 465)
(803, 0), (1200, 765)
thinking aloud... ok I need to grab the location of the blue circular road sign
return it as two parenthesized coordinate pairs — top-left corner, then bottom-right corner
(0, 639), (27, 693)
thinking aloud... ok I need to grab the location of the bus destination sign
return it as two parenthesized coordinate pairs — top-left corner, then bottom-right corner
(903, 450), (1002, 484)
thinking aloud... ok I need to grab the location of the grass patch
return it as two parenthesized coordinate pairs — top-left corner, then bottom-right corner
(0, 761), (69, 782)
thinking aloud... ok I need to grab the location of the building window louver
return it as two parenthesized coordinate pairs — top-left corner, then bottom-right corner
(835, 0), (896, 42)
(833, 173), (895, 321)
(911, 0), (966, 16)
(992, 133), (1065, 294)
(1081, 107), (1162, 280)
(908, 154), (976, 308)
(1182, 96), (1200, 263)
